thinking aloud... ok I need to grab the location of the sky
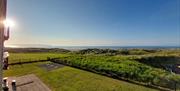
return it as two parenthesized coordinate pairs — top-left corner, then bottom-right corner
(5, 0), (180, 47)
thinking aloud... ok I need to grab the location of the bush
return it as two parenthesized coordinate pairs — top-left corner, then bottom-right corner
(54, 54), (180, 90)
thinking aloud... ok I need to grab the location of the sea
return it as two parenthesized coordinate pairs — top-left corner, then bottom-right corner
(55, 46), (180, 50)
(6, 44), (180, 50)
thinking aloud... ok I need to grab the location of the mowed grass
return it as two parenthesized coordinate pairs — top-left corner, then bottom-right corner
(8, 53), (69, 63)
(4, 62), (158, 91)
(4, 53), (160, 91)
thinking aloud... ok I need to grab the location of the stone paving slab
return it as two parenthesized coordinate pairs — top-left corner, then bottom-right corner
(7, 74), (51, 91)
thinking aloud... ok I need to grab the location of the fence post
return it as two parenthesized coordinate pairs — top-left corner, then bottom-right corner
(174, 81), (177, 91)
(11, 80), (16, 91)
(3, 77), (9, 91)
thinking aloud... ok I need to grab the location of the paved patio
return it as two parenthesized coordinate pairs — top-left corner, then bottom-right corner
(7, 74), (51, 91)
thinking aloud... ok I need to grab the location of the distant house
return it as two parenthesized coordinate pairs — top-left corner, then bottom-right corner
(173, 64), (180, 74)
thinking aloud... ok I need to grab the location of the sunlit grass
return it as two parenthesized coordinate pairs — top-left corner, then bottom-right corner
(4, 62), (158, 91)
(8, 53), (69, 64)
(4, 52), (180, 91)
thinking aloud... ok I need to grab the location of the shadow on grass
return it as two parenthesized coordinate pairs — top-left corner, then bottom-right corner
(135, 56), (180, 73)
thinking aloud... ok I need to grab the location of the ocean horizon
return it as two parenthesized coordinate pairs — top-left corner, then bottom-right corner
(5, 44), (180, 50)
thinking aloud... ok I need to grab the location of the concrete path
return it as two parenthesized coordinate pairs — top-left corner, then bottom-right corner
(7, 74), (51, 91)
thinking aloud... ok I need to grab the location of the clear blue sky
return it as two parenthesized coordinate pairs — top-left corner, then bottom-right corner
(5, 0), (180, 46)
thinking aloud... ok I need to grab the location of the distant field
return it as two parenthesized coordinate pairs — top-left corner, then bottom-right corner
(8, 53), (68, 63)
(4, 62), (158, 91)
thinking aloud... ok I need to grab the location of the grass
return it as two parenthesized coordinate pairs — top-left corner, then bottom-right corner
(5, 52), (180, 91)
(4, 62), (158, 91)
(56, 54), (180, 89)
(8, 53), (69, 63)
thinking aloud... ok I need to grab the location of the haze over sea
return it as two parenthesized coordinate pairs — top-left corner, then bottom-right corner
(6, 44), (180, 50)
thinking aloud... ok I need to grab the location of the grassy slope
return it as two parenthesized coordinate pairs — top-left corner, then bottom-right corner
(4, 63), (158, 91)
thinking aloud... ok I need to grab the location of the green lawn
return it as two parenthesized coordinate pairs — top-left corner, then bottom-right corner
(4, 62), (158, 91)
(8, 53), (69, 63)
(6, 53), (180, 91)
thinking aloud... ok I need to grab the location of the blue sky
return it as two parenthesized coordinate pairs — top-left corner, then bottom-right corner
(5, 0), (180, 46)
